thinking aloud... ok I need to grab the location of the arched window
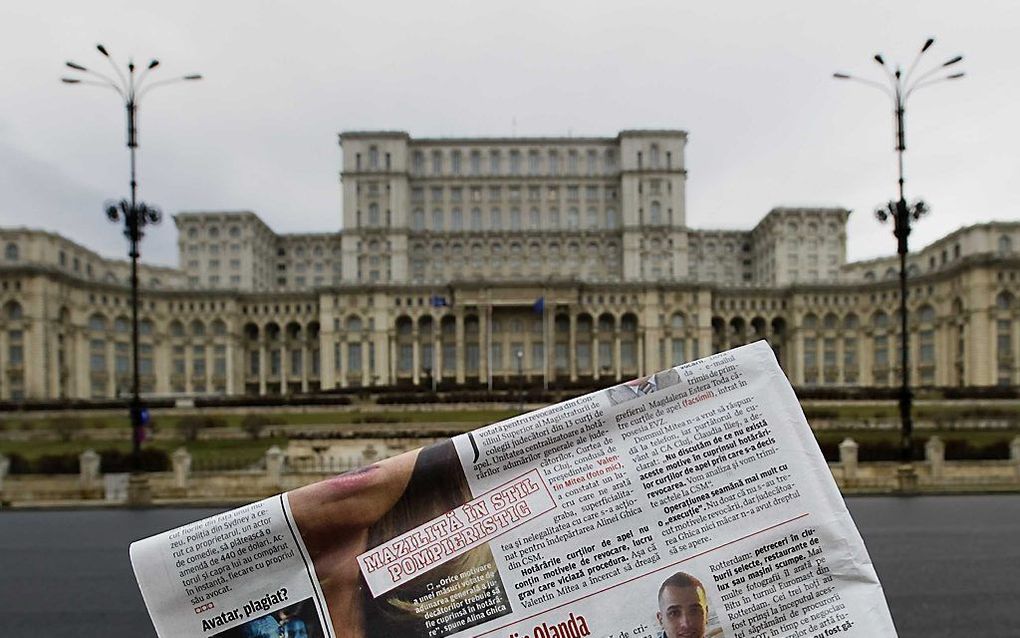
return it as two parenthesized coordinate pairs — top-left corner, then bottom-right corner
(5, 243), (19, 261)
(89, 314), (107, 332)
(114, 317), (130, 333)
(996, 291), (1014, 310)
(998, 235), (1013, 255)
(803, 313), (818, 330)
(671, 313), (685, 330)
(346, 316), (363, 333)
(4, 301), (23, 320)
(191, 320), (206, 337)
(169, 320), (184, 337)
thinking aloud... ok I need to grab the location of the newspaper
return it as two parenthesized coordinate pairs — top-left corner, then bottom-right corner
(131, 341), (898, 638)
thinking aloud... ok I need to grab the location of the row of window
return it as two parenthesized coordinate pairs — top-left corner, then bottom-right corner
(409, 206), (622, 232)
(407, 184), (620, 204)
(407, 147), (620, 177)
(185, 225), (245, 240)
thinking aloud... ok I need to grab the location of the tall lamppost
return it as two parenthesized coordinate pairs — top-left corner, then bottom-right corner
(834, 38), (964, 487)
(62, 44), (201, 498)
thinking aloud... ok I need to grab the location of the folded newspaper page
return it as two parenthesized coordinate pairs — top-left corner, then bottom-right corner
(131, 341), (897, 638)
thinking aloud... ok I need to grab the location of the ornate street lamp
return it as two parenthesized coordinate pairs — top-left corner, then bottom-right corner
(63, 44), (201, 500)
(834, 38), (964, 488)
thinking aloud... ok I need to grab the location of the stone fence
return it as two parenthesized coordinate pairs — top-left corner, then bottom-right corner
(2, 436), (1020, 505)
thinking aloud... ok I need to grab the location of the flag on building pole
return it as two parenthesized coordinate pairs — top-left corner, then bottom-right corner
(534, 297), (548, 391)
(430, 295), (449, 308)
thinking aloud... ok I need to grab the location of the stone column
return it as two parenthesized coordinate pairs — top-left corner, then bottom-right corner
(544, 308), (554, 384)
(638, 331), (646, 376)
(860, 330), (874, 385)
(480, 307), (490, 386)
(339, 337), (349, 389)
(172, 448), (192, 489)
(568, 312), (578, 382)
(1011, 436), (1020, 482)
(361, 338), (371, 387)
(183, 342), (193, 394)
(411, 326), (420, 385)
(614, 330), (622, 381)
(79, 449), (101, 490)
(75, 328), (90, 400)
(0, 453), (9, 493)
(265, 445), (285, 488)
(106, 339), (116, 397)
(258, 339), (267, 395)
(301, 343), (310, 392)
(455, 310), (466, 384)
(925, 436), (945, 482)
(432, 325), (441, 382)
(839, 438), (858, 483)
(225, 339), (235, 395)
(279, 341), (288, 394)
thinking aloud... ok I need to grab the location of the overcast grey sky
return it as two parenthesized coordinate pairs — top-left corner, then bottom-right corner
(1, 1), (1017, 267)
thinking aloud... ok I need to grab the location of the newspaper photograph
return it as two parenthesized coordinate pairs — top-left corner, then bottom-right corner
(131, 340), (898, 638)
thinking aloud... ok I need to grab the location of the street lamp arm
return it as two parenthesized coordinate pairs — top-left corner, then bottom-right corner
(873, 55), (901, 91)
(906, 57), (964, 95)
(96, 44), (132, 98)
(135, 61), (161, 91)
(68, 66), (127, 96)
(832, 73), (895, 101)
(137, 75), (203, 101)
(61, 76), (126, 100)
(905, 73), (966, 99)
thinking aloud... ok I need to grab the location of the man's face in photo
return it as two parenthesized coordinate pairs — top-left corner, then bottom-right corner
(657, 584), (707, 638)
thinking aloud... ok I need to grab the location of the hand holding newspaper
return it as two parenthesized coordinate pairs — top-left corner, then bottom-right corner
(131, 341), (898, 638)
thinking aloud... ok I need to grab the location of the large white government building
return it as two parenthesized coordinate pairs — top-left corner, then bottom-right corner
(1, 129), (1018, 401)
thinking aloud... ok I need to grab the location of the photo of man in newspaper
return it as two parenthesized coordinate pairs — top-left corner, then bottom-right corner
(607, 367), (682, 405)
(287, 438), (511, 638)
(656, 572), (723, 638)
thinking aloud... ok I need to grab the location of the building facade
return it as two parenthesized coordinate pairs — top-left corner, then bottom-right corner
(1, 130), (1018, 400)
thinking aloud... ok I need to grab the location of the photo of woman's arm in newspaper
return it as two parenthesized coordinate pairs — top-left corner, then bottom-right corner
(287, 439), (508, 637)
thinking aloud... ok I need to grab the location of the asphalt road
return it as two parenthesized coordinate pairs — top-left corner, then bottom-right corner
(0, 495), (1017, 637)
